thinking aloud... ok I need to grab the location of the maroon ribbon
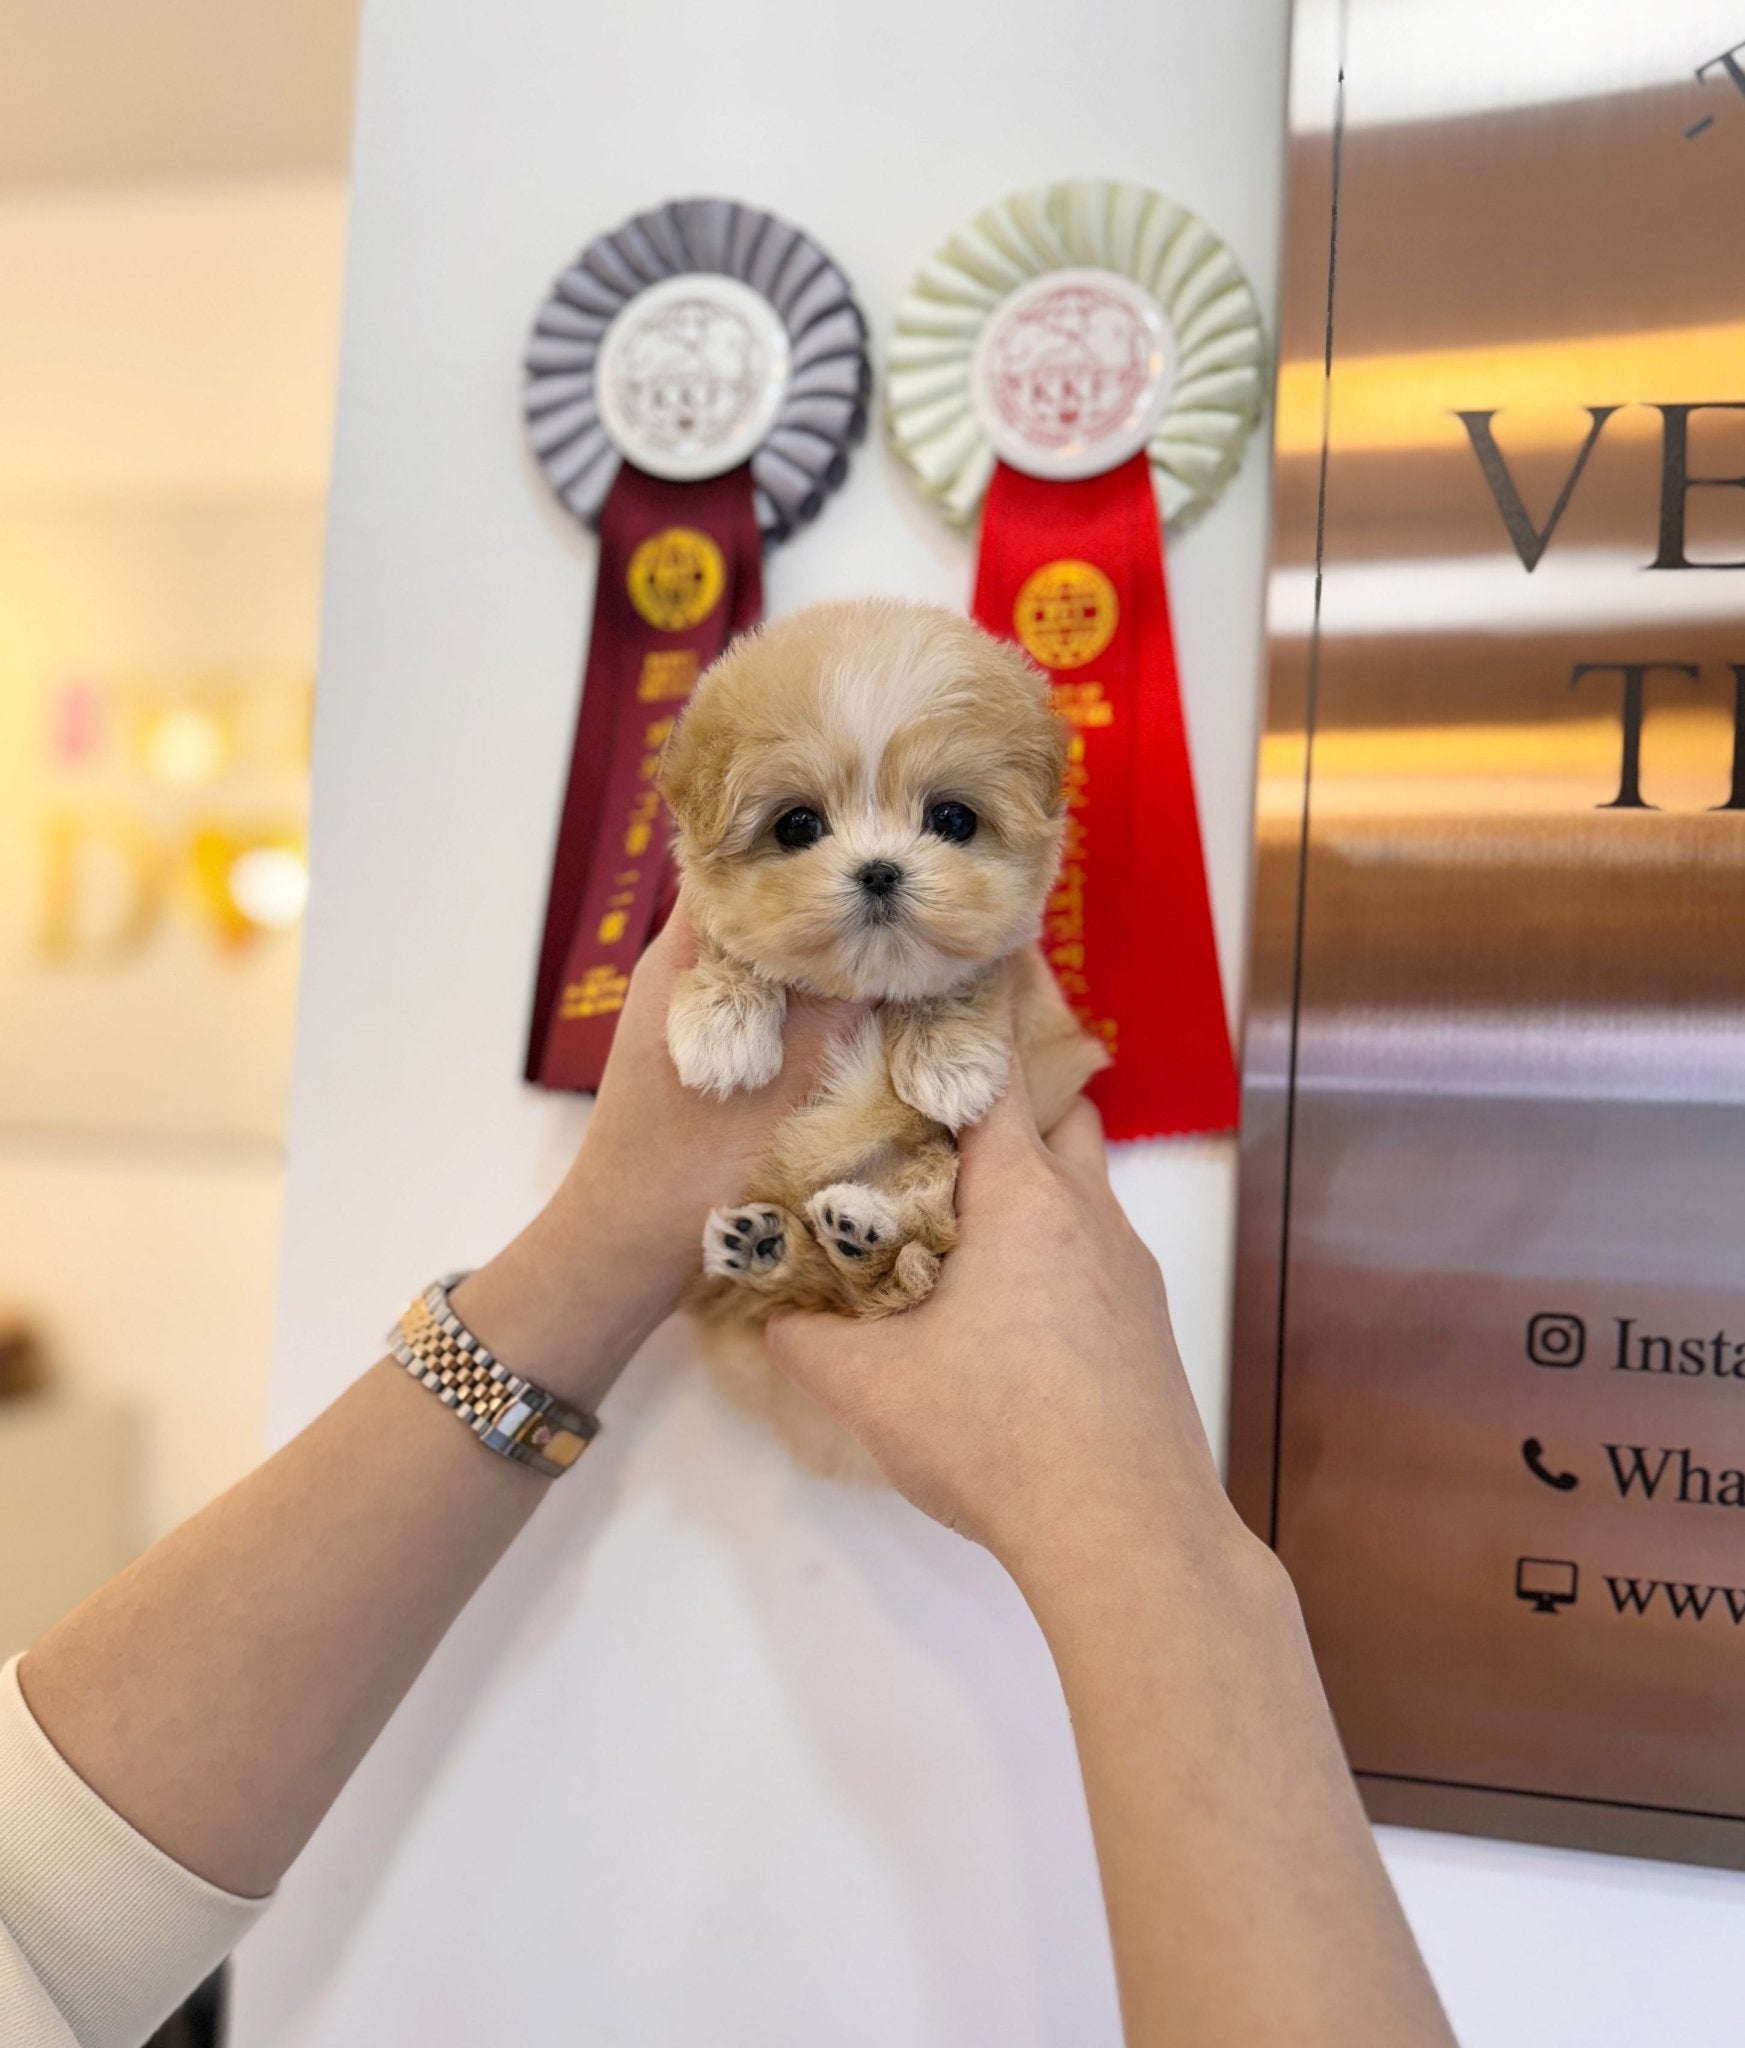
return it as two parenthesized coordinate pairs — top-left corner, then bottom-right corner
(526, 461), (762, 1090)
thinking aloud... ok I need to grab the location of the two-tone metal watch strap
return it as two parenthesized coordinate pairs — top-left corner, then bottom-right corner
(390, 1274), (597, 1477)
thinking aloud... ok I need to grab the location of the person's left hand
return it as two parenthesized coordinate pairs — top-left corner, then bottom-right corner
(452, 901), (862, 1409)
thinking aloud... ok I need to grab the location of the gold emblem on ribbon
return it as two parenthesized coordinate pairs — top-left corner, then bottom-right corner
(1013, 559), (1119, 671)
(626, 528), (726, 632)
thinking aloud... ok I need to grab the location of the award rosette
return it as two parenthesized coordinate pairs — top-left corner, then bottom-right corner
(887, 181), (1266, 1140)
(523, 198), (869, 1090)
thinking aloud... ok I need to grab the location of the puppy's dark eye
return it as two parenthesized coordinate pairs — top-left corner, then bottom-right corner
(773, 806), (827, 850)
(924, 800), (978, 844)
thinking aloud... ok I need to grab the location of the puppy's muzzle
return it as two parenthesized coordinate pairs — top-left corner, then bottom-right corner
(855, 859), (904, 923)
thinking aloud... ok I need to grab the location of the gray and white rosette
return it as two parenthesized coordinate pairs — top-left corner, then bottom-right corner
(524, 198), (871, 544)
(887, 180), (1268, 532)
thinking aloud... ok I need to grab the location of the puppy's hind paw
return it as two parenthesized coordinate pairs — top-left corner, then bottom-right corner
(805, 1183), (901, 1268)
(703, 1205), (790, 1282)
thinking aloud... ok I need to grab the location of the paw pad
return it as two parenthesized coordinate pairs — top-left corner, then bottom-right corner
(806, 1183), (903, 1269)
(820, 1203), (876, 1246)
(703, 1206), (787, 1280)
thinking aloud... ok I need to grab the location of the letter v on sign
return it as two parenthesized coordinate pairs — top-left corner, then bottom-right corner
(1456, 406), (1620, 572)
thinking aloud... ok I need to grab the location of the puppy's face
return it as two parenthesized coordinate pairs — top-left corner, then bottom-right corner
(660, 599), (1068, 1002)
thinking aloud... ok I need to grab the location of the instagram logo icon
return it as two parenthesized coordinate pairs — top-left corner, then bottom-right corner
(1526, 1312), (1586, 1369)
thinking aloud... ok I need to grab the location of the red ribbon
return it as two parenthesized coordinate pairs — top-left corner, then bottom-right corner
(526, 460), (763, 1090)
(972, 452), (1238, 1140)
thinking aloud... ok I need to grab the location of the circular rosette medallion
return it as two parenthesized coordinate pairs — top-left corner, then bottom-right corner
(525, 198), (870, 544)
(887, 181), (1267, 531)
(1013, 558), (1120, 668)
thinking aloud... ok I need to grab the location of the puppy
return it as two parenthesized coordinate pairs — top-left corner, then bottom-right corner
(659, 597), (1107, 1474)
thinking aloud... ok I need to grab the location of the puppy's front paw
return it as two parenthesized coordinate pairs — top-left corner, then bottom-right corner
(667, 970), (786, 1098)
(703, 1205), (790, 1282)
(805, 1183), (902, 1268)
(888, 1024), (1009, 1132)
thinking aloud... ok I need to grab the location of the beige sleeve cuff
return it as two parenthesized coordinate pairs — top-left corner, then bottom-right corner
(0, 1918), (80, 2048)
(0, 1654), (269, 2048)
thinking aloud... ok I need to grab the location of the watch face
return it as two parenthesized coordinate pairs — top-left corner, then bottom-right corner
(594, 273), (792, 482)
(970, 268), (1173, 482)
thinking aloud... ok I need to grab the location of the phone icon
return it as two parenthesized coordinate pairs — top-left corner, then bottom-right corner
(1522, 1437), (1578, 1492)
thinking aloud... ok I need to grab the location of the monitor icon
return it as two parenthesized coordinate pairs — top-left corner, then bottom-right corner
(1515, 1556), (1579, 1614)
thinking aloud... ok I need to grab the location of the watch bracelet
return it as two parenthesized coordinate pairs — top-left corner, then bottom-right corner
(390, 1273), (597, 1478)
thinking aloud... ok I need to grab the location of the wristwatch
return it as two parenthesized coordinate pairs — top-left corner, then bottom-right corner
(389, 1274), (598, 1477)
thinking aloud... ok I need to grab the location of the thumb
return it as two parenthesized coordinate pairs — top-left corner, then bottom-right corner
(1042, 1093), (1111, 1187)
(764, 1307), (882, 1416)
(954, 1039), (1044, 1186)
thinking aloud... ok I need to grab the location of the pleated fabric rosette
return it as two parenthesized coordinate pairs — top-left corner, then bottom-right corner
(887, 180), (1268, 1141)
(522, 198), (870, 1091)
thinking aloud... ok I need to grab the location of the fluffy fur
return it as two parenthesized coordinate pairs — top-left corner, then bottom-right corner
(660, 597), (1108, 1476)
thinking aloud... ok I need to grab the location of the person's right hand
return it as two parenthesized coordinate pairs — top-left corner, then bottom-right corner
(765, 1063), (1255, 1599)
(772, 1061), (1456, 2048)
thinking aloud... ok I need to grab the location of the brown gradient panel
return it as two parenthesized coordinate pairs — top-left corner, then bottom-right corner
(1273, 414), (1745, 568)
(1251, 823), (1745, 1021)
(1283, 1235), (1745, 1816)
(1232, 4), (1745, 1867)
(1283, 84), (1744, 355)
(1257, 625), (1743, 732)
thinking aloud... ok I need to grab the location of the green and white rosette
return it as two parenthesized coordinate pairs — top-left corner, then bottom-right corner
(886, 180), (1267, 1142)
(886, 179), (1268, 533)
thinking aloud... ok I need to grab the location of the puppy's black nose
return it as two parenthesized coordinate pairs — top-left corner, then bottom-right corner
(856, 859), (903, 899)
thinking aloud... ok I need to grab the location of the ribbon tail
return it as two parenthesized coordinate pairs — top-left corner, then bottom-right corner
(527, 462), (762, 1092)
(974, 454), (1237, 1143)
(1105, 478), (1238, 1140)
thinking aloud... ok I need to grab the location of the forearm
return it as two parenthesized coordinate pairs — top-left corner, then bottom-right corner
(20, 1360), (546, 1898)
(18, 1212), (640, 1903)
(14, 902), (850, 1906)
(1023, 1519), (1455, 2048)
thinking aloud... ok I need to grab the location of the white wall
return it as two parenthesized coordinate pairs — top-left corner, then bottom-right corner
(234, 1), (1745, 2043)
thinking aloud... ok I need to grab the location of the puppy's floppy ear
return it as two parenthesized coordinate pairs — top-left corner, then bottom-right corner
(989, 637), (1071, 822)
(1034, 680), (1072, 816)
(657, 685), (736, 853)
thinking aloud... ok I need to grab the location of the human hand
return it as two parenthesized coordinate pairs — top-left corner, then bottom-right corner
(764, 1062), (1252, 1604)
(455, 902), (861, 1408)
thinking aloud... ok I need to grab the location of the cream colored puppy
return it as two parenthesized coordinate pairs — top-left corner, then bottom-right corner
(659, 598), (1106, 1471)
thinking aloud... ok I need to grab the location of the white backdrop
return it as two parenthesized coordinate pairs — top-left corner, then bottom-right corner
(234, 0), (1745, 2042)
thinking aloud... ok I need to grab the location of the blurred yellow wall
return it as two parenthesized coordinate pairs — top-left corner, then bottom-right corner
(0, 176), (346, 1602)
